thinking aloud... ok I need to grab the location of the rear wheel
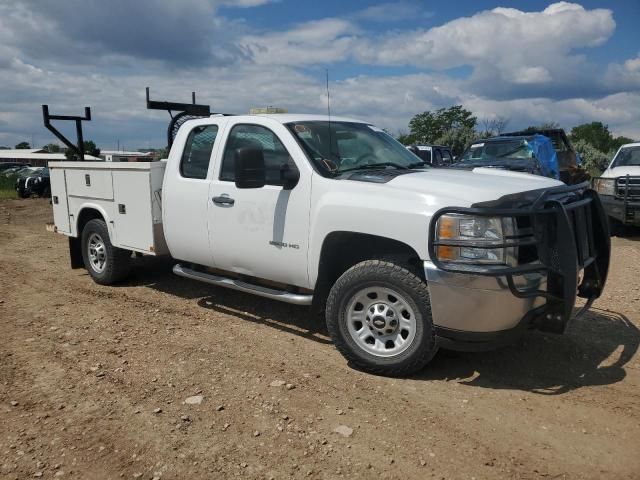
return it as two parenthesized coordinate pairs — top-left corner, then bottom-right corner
(81, 219), (131, 285)
(326, 260), (437, 376)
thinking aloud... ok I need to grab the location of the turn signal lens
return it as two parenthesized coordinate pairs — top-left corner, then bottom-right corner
(437, 245), (456, 260)
(437, 216), (456, 239)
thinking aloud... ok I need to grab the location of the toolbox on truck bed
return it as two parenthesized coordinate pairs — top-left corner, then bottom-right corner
(48, 161), (168, 255)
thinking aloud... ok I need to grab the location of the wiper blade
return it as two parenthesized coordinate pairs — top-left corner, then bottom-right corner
(339, 162), (409, 173)
(407, 162), (429, 169)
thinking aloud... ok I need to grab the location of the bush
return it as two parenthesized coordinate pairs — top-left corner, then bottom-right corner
(572, 139), (610, 176)
(434, 126), (479, 157)
(0, 174), (18, 199)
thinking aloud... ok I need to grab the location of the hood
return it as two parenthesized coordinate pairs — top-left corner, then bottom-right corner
(385, 168), (561, 206)
(601, 166), (640, 178)
(450, 158), (537, 173)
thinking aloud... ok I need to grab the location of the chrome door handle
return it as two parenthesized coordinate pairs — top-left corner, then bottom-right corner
(212, 195), (235, 206)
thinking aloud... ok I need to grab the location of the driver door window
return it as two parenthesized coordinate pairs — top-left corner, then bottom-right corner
(220, 124), (297, 186)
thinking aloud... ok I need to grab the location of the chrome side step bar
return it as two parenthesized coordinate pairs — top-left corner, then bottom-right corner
(172, 264), (313, 306)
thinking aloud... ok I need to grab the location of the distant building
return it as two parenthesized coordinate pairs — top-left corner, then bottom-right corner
(101, 150), (155, 162)
(249, 107), (288, 114)
(0, 149), (101, 167)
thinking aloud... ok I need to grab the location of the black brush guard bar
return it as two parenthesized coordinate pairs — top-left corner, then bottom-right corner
(428, 182), (611, 333)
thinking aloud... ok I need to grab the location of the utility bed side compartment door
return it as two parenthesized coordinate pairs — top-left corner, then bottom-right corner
(112, 170), (154, 253)
(50, 168), (71, 234)
(66, 169), (114, 200)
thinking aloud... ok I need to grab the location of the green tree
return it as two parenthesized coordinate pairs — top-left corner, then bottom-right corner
(572, 139), (610, 175)
(408, 105), (477, 144)
(65, 140), (101, 160)
(42, 143), (61, 153)
(434, 126), (479, 157)
(14, 141), (31, 149)
(569, 122), (614, 153)
(155, 147), (169, 159)
(479, 116), (510, 137)
(610, 135), (635, 151)
(396, 132), (416, 146)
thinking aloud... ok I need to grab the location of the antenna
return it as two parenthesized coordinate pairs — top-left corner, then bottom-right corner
(326, 69), (333, 158)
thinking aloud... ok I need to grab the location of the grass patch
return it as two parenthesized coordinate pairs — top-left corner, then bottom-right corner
(0, 174), (18, 200)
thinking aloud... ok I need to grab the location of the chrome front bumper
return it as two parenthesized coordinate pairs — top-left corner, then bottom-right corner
(424, 260), (546, 335)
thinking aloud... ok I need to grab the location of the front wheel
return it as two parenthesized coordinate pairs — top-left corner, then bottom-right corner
(81, 219), (131, 285)
(326, 260), (437, 376)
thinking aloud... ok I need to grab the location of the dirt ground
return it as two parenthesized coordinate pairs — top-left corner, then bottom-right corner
(0, 198), (639, 480)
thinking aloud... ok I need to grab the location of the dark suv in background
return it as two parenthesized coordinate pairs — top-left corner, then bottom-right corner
(406, 144), (454, 167)
(16, 167), (51, 198)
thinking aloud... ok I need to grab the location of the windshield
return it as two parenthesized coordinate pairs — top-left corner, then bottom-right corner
(611, 146), (640, 168)
(457, 140), (533, 164)
(286, 121), (424, 174)
(19, 167), (43, 177)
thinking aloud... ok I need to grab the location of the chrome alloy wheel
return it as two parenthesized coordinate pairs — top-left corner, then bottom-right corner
(87, 233), (107, 273)
(346, 287), (417, 357)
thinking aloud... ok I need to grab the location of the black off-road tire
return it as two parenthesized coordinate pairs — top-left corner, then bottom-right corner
(326, 260), (437, 376)
(608, 217), (625, 237)
(81, 219), (131, 285)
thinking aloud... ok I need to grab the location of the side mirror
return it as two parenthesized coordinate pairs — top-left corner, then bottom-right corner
(235, 147), (265, 189)
(281, 163), (300, 190)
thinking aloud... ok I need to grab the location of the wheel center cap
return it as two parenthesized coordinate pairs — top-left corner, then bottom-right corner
(372, 316), (386, 329)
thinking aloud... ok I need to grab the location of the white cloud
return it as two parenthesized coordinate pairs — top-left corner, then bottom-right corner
(353, 2), (433, 23)
(354, 2), (615, 85)
(239, 19), (360, 65)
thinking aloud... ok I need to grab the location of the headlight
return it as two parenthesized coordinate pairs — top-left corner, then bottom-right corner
(34, 177), (42, 183)
(435, 214), (517, 266)
(593, 178), (615, 196)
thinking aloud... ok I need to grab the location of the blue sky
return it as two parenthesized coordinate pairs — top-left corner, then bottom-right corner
(0, 1), (638, 149)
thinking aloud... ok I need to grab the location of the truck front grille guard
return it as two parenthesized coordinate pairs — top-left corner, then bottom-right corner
(615, 175), (640, 200)
(428, 182), (611, 333)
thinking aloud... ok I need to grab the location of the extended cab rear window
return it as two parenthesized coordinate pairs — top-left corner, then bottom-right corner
(180, 125), (218, 179)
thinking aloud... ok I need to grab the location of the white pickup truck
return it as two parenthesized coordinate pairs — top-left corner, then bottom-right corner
(593, 142), (640, 230)
(48, 113), (611, 376)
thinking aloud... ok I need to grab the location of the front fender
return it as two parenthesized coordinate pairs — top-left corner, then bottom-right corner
(308, 183), (432, 287)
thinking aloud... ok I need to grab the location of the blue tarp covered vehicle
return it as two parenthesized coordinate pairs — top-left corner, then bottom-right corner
(526, 134), (560, 179)
(451, 134), (560, 180)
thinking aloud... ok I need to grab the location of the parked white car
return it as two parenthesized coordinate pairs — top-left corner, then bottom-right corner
(593, 142), (640, 229)
(48, 113), (611, 376)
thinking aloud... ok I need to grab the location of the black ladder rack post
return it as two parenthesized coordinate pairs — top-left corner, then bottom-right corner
(145, 87), (212, 149)
(42, 105), (92, 161)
